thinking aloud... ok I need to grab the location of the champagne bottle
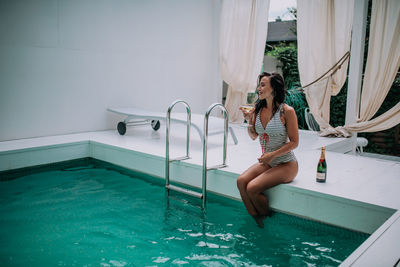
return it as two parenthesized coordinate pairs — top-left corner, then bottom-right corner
(316, 146), (327, 183)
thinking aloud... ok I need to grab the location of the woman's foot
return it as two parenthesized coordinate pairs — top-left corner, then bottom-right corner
(265, 210), (275, 217)
(252, 215), (266, 228)
(252, 210), (275, 228)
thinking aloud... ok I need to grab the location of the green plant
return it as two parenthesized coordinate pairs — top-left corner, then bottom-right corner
(266, 43), (300, 88)
(285, 85), (307, 129)
(330, 81), (348, 127)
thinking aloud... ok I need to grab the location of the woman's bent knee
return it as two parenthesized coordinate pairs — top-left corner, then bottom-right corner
(236, 175), (246, 189)
(246, 182), (261, 197)
(237, 175), (246, 189)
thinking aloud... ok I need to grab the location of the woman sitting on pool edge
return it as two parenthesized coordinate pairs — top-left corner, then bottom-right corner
(237, 72), (299, 227)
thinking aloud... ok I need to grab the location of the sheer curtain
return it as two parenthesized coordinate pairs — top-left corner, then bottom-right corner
(297, 0), (354, 132)
(219, 0), (270, 122)
(342, 0), (400, 134)
(298, 0), (400, 136)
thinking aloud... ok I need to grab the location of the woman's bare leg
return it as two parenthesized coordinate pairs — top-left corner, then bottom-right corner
(247, 161), (298, 216)
(237, 163), (270, 216)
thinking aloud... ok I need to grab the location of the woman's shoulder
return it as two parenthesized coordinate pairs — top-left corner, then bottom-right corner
(281, 103), (295, 114)
(281, 104), (297, 121)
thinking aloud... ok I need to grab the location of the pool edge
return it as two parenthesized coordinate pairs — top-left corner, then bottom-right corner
(1, 138), (399, 266)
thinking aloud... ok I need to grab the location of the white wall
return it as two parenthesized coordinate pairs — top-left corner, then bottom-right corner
(0, 0), (222, 141)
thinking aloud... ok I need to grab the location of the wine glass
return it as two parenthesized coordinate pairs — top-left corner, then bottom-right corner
(240, 92), (257, 126)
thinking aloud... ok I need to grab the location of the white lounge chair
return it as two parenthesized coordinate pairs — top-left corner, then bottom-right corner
(107, 107), (238, 145)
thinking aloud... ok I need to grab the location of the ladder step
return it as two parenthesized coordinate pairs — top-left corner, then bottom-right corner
(166, 184), (203, 199)
(207, 164), (227, 171)
(169, 156), (191, 162)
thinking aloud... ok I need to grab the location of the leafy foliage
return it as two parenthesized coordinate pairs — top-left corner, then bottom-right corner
(330, 82), (347, 127)
(285, 85), (307, 129)
(266, 43), (300, 89)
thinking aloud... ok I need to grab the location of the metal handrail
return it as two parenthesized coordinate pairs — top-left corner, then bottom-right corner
(201, 103), (229, 208)
(165, 101), (229, 210)
(165, 100), (191, 192)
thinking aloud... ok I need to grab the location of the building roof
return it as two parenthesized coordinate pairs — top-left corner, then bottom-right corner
(267, 20), (297, 42)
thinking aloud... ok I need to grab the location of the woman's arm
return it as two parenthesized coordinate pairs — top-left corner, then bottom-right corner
(247, 113), (258, 140)
(240, 107), (258, 140)
(258, 104), (299, 163)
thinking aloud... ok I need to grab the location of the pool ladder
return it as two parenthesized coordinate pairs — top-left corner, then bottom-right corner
(165, 100), (228, 209)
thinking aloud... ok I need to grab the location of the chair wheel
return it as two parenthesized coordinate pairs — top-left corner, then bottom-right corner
(151, 120), (160, 131)
(117, 122), (126, 135)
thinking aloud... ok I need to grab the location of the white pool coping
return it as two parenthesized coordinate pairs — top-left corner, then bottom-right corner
(1, 123), (399, 266)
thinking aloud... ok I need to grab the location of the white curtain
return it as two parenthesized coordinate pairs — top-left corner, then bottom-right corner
(301, 0), (400, 137)
(342, 0), (400, 134)
(297, 0), (354, 131)
(220, 0), (270, 122)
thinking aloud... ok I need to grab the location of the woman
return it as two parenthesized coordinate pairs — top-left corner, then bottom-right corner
(237, 72), (298, 227)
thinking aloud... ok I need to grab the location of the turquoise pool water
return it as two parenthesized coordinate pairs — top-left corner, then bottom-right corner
(0, 162), (369, 266)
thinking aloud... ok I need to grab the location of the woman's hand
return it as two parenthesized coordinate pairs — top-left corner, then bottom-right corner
(239, 107), (255, 124)
(258, 152), (274, 166)
(239, 106), (258, 140)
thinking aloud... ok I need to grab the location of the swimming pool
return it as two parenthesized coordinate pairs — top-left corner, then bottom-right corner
(0, 159), (369, 266)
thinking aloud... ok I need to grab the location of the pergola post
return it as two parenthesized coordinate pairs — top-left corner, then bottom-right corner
(345, 0), (369, 154)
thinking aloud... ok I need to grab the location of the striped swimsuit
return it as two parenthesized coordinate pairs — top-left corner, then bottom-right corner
(254, 104), (297, 167)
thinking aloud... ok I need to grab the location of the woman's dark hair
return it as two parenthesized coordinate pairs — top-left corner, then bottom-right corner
(254, 72), (287, 116)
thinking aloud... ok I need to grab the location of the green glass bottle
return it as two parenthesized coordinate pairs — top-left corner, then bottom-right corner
(316, 146), (327, 183)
